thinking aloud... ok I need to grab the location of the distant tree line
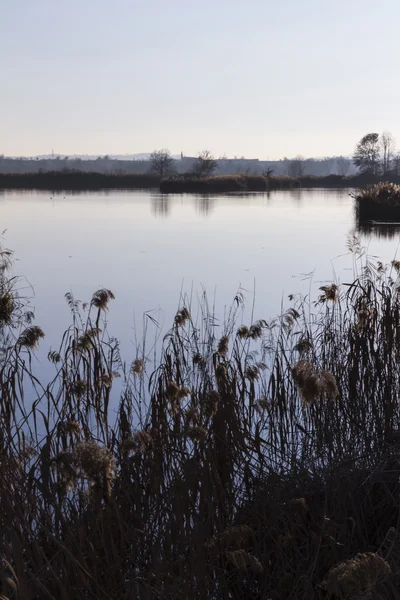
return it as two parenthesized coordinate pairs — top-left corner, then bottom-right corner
(148, 150), (357, 180)
(149, 149), (218, 179)
(6, 138), (400, 180)
(283, 155), (352, 178)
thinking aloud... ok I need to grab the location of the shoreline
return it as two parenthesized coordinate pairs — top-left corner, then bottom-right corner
(1, 171), (398, 193)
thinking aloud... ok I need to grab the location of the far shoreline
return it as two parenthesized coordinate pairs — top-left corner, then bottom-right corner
(0, 171), (398, 193)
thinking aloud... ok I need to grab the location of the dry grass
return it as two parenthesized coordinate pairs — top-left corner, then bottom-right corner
(3, 240), (400, 598)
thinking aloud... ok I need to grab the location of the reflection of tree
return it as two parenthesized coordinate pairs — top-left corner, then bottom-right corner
(289, 188), (303, 204)
(195, 195), (214, 216)
(356, 219), (400, 240)
(151, 194), (170, 218)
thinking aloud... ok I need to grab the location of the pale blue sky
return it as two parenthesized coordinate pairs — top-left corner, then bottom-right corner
(2, 0), (400, 158)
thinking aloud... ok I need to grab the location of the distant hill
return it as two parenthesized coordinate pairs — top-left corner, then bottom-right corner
(29, 153), (153, 161)
(27, 153), (182, 161)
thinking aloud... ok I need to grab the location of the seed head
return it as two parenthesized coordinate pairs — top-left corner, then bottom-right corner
(288, 497), (309, 521)
(131, 358), (145, 375)
(77, 328), (101, 351)
(256, 397), (271, 412)
(75, 440), (115, 501)
(245, 365), (260, 382)
(215, 364), (227, 382)
(319, 283), (339, 303)
(101, 373), (113, 388)
(91, 289), (115, 311)
(323, 553), (391, 597)
(177, 386), (191, 400)
(123, 430), (153, 455)
(226, 550), (263, 574)
(193, 352), (206, 368)
(221, 525), (254, 548)
(292, 361), (338, 404)
(294, 337), (313, 356)
(0, 292), (14, 325)
(217, 335), (229, 357)
(71, 380), (87, 397)
(248, 320), (266, 340)
(59, 420), (81, 436)
(186, 426), (207, 443)
(174, 307), (191, 327)
(203, 390), (219, 418)
(319, 370), (339, 400)
(166, 381), (180, 399)
(237, 325), (249, 339)
(184, 407), (199, 427)
(19, 444), (37, 462)
(18, 326), (45, 350)
(392, 259), (400, 273)
(53, 450), (77, 491)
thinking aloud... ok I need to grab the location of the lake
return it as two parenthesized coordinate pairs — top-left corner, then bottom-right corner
(1, 188), (399, 365)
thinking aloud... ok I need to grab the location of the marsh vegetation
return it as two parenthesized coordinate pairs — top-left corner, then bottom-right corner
(354, 182), (400, 223)
(2, 239), (400, 598)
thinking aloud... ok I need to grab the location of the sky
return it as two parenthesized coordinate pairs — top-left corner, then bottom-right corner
(1, 0), (400, 159)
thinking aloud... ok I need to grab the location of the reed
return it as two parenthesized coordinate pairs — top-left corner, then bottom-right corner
(354, 182), (400, 222)
(160, 174), (273, 193)
(0, 171), (160, 191)
(2, 239), (400, 598)
(160, 173), (385, 194)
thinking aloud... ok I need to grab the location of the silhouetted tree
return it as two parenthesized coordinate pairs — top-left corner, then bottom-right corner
(323, 157), (335, 175)
(149, 149), (174, 178)
(288, 155), (305, 177)
(381, 131), (395, 174)
(353, 133), (380, 175)
(336, 156), (351, 177)
(192, 150), (217, 178)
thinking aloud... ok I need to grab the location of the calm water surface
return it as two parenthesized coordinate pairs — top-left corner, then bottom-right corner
(1, 188), (399, 361)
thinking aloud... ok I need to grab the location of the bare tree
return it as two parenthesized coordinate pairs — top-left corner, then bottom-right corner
(381, 131), (396, 174)
(192, 150), (217, 178)
(262, 166), (274, 177)
(288, 155), (306, 177)
(323, 157), (335, 175)
(336, 156), (351, 177)
(149, 149), (174, 178)
(353, 133), (380, 175)
(393, 153), (400, 176)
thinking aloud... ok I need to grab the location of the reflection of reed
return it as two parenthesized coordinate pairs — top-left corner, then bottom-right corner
(151, 194), (170, 217)
(195, 195), (214, 216)
(356, 218), (400, 240)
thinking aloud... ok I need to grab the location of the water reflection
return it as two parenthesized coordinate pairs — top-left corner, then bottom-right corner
(151, 194), (170, 217)
(195, 195), (214, 216)
(3, 187), (397, 362)
(356, 219), (400, 240)
(289, 188), (303, 205)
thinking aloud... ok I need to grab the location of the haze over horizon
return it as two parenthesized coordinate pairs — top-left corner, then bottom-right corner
(2, 0), (400, 159)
